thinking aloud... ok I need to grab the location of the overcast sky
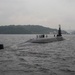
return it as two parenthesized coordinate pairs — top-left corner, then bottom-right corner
(0, 0), (75, 30)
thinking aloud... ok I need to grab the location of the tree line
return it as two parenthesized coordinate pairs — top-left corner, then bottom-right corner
(0, 25), (68, 34)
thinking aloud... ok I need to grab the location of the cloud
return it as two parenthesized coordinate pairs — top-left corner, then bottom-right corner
(0, 0), (75, 30)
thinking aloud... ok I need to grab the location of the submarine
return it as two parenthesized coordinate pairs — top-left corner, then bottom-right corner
(26, 25), (65, 43)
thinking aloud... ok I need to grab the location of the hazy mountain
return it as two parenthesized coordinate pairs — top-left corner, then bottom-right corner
(70, 30), (75, 34)
(0, 25), (68, 34)
(65, 30), (75, 34)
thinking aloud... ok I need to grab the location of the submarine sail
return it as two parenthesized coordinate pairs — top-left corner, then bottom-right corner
(57, 25), (62, 36)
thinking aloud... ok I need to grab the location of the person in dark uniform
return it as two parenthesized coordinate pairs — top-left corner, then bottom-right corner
(42, 34), (44, 38)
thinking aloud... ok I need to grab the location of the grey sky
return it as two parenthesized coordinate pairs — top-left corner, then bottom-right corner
(0, 0), (75, 30)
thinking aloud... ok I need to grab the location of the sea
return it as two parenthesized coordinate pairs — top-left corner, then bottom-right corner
(0, 34), (75, 75)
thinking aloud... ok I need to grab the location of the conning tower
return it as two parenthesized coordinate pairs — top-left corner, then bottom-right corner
(57, 25), (62, 37)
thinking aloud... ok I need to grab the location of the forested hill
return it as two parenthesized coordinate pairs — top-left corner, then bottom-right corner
(0, 25), (68, 34)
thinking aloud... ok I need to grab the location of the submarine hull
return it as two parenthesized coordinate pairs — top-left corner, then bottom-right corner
(27, 36), (65, 43)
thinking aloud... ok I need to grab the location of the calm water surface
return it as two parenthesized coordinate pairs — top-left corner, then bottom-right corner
(0, 34), (75, 75)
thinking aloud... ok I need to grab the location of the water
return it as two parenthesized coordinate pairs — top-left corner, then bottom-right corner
(0, 34), (75, 75)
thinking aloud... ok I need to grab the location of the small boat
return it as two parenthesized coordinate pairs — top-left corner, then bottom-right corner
(26, 25), (65, 43)
(0, 44), (4, 49)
